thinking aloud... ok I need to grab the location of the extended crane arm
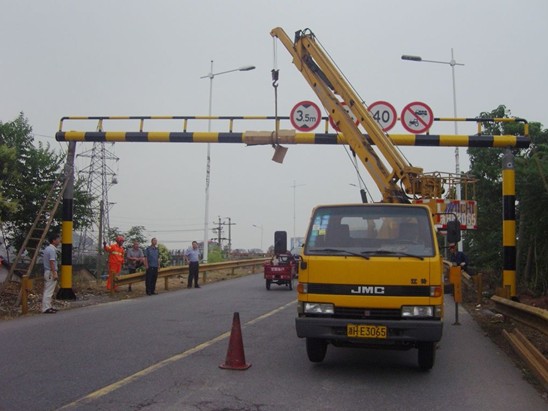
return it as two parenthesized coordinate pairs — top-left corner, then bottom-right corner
(271, 27), (432, 203)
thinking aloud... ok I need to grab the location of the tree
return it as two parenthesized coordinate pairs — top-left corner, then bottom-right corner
(466, 105), (548, 294)
(157, 243), (171, 268)
(124, 225), (147, 245)
(514, 123), (548, 293)
(0, 113), (94, 250)
(466, 106), (508, 277)
(0, 140), (17, 217)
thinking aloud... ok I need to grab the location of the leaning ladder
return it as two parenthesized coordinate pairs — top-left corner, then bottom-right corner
(1, 174), (68, 292)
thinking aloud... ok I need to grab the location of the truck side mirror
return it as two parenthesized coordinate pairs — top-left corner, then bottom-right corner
(446, 220), (461, 244)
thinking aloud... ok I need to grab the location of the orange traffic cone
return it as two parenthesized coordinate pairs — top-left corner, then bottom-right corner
(219, 312), (251, 370)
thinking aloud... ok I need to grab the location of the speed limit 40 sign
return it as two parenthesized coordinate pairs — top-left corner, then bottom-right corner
(368, 101), (397, 132)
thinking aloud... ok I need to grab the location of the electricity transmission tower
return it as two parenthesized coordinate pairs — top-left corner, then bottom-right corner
(75, 142), (119, 269)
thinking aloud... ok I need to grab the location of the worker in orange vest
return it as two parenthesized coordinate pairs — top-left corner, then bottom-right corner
(104, 235), (125, 290)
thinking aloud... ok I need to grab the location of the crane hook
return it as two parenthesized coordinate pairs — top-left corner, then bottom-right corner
(271, 69), (279, 88)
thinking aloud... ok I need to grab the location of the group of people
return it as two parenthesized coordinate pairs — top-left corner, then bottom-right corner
(103, 236), (161, 295)
(103, 237), (202, 295)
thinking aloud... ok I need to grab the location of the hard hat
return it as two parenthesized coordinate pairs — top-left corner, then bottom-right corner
(449, 243), (456, 248)
(116, 235), (125, 243)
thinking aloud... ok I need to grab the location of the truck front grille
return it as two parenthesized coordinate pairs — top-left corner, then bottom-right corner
(334, 307), (401, 320)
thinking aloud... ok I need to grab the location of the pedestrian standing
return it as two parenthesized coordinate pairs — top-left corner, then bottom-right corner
(104, 236), (125, 291)
(42, 233), (60, 314)
(144, 238), (160, 295)
(184, 241), (201, 288)
(126, 240), (145, 292)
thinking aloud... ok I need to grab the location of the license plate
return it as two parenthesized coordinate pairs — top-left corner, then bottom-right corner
(347, 324), (387, 339)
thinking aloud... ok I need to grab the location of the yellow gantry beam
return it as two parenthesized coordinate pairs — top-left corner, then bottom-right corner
(55, 129), (530, 148)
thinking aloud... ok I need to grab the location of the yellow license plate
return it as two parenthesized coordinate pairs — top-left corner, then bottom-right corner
(347, 324), (387, 339)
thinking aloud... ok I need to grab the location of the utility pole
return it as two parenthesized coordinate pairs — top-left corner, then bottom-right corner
(213, 216), (224, 247)
(224, 217), (236, 255)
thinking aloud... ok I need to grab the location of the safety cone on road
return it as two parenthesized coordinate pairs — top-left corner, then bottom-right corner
(219, 312), (251, 370)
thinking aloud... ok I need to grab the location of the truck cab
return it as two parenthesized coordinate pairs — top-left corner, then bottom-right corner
(296, 203), (443, 370)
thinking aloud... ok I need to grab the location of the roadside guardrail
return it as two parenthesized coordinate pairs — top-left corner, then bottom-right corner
(491, 295), (548, 391)
(491, 295), (548, 337)
(113, 258), (268, 292)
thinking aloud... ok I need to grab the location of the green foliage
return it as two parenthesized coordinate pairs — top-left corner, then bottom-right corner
(466, 105), (548, 294)
(0, 132), (18, 216)
(124, 225), (147, 244)
(514, 126), (548, 293)
(1, 114), (63, 248)
(107, 227), (123, 242)
(157, 243), (170, 268)
(207, 243), (224, 263)
(0, 113), (94, 250)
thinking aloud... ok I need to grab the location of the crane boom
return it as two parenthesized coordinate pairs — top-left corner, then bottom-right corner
(271, 27), (439, 203)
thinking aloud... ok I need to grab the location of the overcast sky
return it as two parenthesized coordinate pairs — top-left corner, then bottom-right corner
(1, 1), (546, 251)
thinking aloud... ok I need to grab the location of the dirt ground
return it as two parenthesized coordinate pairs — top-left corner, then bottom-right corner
(1, 268), (547, 399)
(0, 267), (254, 320)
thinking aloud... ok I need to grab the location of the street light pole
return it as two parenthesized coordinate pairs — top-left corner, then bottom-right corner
(401, 51), (465, 199)
(200, 61), (255, 262)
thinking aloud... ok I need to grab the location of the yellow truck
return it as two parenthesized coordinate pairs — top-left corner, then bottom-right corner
(297, 203), (444, 369)
(271, 27), (464, 369)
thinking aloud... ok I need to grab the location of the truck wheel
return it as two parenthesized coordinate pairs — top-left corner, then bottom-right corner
(306, 338), (327, 363)
(266, 280), (271, 290)
(418, 342), (436, 370)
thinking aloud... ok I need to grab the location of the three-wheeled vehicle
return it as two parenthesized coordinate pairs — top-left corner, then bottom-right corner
(264, 252), (297, 290)
(263, 230), (297, 290)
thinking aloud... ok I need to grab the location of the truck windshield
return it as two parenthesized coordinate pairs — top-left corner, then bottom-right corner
(305, 205), (435, 257)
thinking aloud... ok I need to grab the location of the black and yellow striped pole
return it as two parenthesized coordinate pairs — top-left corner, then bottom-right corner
(54, 130), (531, 148)
(502, 149), (516, 298)
(56, 141), (77, 300)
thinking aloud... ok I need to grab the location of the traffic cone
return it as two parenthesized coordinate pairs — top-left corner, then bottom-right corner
(219, 312), (251, 370)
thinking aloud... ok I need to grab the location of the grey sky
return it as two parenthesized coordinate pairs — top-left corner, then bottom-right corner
(1, 1), (546, 251)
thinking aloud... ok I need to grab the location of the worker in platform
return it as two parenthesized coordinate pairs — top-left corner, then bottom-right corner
(449, 242), (469, 273)
(104, 235), (125, 290)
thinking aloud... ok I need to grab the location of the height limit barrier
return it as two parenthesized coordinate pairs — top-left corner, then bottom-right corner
(54, 116), (528, 299)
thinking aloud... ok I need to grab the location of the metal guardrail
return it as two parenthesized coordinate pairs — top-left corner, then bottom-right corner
(502, 328), (548, 391)
(491, 295), (548, 337)
(113, 258), (268, 290)
(491, 295), (548, 391)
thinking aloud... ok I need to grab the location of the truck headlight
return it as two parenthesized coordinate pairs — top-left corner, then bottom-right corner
(304, 302), (334, 315)
(401, 306), (434, 318)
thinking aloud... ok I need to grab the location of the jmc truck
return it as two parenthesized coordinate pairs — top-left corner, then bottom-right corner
(297, 203), (443, 370)
(271, 27), (464, 369)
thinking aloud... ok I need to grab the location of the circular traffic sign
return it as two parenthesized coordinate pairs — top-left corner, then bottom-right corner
(290, 101), (322, 131)
(368, 101), (397, 132)
(329, 102), (360, 132)
(400, 101), (434, 134)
